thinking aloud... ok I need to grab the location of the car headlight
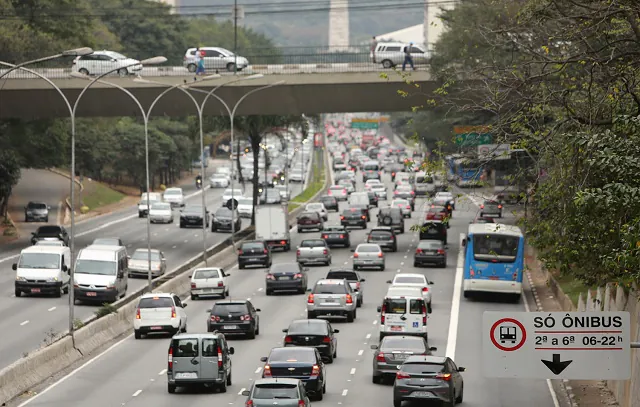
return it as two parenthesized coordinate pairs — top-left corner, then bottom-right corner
(46, 277), (59, 282)
(16, 276), (27, 282)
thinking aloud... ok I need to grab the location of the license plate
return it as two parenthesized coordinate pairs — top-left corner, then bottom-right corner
(223, 325), (238, 330)
(323, 298), (336, 303)
(330, 234), (340, 238)
(150, 326), (162, 330)
(175, 372), (198, 379)
(348, 221), (359, 224)
(390, 326), (403, 332)
(394, 354), (409, 360)
(30, 288), (41, 293)
(202, 288), (213, 293)
(279, 276), (291, 280)
(412, 391), (433, 397)
(86, 292), (97, 297)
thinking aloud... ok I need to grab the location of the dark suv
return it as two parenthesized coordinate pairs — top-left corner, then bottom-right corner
(238, 240), (272, 269)
(367, 227), (398, 252)
(180, 205), (210, 228)
(212, 207), (242, 232)
(31, 225), (69, 246)
(340, 208), (367, 229)
(377, 207), (405, 234)
(297, 211), (324, 232)
(207, 300), (261, 339)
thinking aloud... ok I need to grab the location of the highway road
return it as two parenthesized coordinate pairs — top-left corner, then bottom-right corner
(0, 154), (308, 369)
(10, 168), (562, 407)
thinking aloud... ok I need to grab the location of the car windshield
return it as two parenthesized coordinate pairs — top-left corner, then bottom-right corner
(164, 189), (181, 195)
(238, 198), (253, 206)
(326, 271), (357, 281)
(183, 206), (203, 214)
(252, 383), (299, 400)
(394, 276), (425, 285)
(268, 348), (315, 363)
(151, 203), (171, 210)
(402, 363), (445, 374)
(138, 296), (173, 308)
(27, 203), (47, 209)
(194, 269), (221, 279)
(357, 244), (379, 253)
(131, 250), (161, 261)
(300, 240), (324, 248)
(382, 337), (426, 351)
(287, 321), (329, 335)
(212, 303), (248, 314)
(75, 259), (116, 275)
(215, 208), (232, 218)
(313, 283), (346, 294)
(93, 238), (120, 245)
(18, 253), (60, 269)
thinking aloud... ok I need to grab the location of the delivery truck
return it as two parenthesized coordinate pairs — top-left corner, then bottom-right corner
(255, 205), (291, 251)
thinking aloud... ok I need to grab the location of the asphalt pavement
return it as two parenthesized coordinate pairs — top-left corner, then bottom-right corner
(0, 155), (307, 369)
(11, 169), (561, 407)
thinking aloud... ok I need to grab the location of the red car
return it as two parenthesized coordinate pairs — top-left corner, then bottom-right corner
(426, 205), (449, 222)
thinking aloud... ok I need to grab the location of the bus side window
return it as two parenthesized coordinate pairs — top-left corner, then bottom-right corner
(461, 237), (466, 247)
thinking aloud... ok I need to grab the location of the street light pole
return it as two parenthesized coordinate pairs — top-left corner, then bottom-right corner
(0, 47), (93, 80)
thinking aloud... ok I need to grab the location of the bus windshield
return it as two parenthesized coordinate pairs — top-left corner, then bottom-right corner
(472, 234), (519, 262)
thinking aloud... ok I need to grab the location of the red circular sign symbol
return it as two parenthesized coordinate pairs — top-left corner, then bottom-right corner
(490, 318), (526, 351)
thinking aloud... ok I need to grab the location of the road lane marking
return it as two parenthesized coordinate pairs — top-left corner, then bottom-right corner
(20, 320), (29, 326)
(238, 388), (246, 395)
(48, 307), (56, 312)
(342, 389), (348, 396)
(257, 287), (263, 291)
(255, 367), (262, 374)
(247, 298), (251, 301)
(445, 233), (465, 360)
(365, 333), (371, 339)
(404, 255), (407, 259)
(184, 240), (188, 243)
(358, 349), (363, 356)
(159, 369), (166, 375)
(172, 245), (177, 249)
(132, 390), (142, 397)
(372, 320), (377, 325)
(350, 368), (356, 375)
(400, 262), (404, 266)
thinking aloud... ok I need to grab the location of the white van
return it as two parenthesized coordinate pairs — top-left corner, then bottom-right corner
(74, 245), (129, 304)
(13, 246), (71, 298)
(377, 291), (429, 341)
(414, 171), (436, 196)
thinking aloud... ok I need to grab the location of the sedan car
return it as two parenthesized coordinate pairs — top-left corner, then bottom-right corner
(148, 202), (173, 224)
(297, 211), (324, 232)
(209, 173), (230, 188)
(236, 197), (254, 218)
(305, 202), (328, 221)
(283, 319), (339, 363)
(337, 179), (355, 194)
(260, 347), (326, 401)
(394, 356), (465, 407)
(266, 262), (308, 295)
(222, 188), (244, 203)
(340, 208), (367, 229)
(370, 184), (388, 200)
(189, 267), (230, 300)
(163, 187), (184, 208)
(371, 336), (437, 384)
(414, 240), (447, 268)
(306, 279), (357, 322)
(241, 378), (311, 406)
(238, 240), (272, 269)
(24, 201), (49, 222)
(328, 185), (348, 201)
(207, 299), (260, 338)
(211, 207), (242, 232)
(435, 191), (456, 209)
(128, 248), (166, 278)
(391, 198), (412, 218)
(425, 205), (449, 222)
(367, 227), (398, 252)
(31, 225), (69, 246)
(297, 239), (331, 266)
(325, 269), (365, 307)
(321, 225), (350, 248)
(480, 199), (503, 218)
(319, 195), (339, 212)
(352, 243), (385, 271)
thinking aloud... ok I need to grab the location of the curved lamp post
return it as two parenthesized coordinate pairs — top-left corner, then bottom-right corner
(0, 47), (94, 80)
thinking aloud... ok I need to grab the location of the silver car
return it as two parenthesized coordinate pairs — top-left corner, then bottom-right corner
(128, 248), (167, 278)
(370, 185), (387, 200)
(352, 243), (385, 271)
(306, 279), (357, 322)
(371, 336), (437, 383)
(297, 239), (331, 266)
(391, 198), (412, 218)
(183, 47), (249, 72)
(148, 202), (173, 224)
(325, 269), (365, 308)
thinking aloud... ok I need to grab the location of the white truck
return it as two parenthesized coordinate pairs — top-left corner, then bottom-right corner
(255, 205), (291, 251)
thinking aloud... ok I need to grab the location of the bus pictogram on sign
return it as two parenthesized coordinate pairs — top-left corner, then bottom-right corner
(490, 318), (527, 352)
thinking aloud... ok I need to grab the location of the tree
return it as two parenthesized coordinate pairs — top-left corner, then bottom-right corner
(0, 150), (21, 217)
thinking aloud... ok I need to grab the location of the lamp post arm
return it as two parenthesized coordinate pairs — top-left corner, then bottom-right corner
(231, 82), (282, 117)
(0, 54), (65, 80)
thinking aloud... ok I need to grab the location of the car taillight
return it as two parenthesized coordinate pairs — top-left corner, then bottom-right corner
(410, 191), (415, 195)
(285, 336), (293, 343)
(266, 273), (275, 280)
(322, 234), (328, 239)
(390, 235), (395, 240)
(168, 346), (173, 370)
(217, 346), (223, 368)
(437, 373), (452, 381)
(422, 286), (429, 292)
(422, 304), (428, 324)
(378, 252), (383, 258)
(354, 252), (359, 258)
(340, 234), (344, 238)
(396, 371), (411, 379)
(480, 204), (484, 209)
(297, 400), (305, 407)
(264, 249), (268, 254)
(394, 190), (398, 194)
(498, 204), (503, 209)
(263, 365), (272, 377)
(237, 249), (243, 255)
(171, 306), (176, 318)
(416, 248), (423, 254)
(340, 216), (345, 220)
(392, 172), (396, 176)
(297, 249), (301, 256)
(437, 249), (445, 254)
(294, 273), (303, 279)
(136, 308), (141, 319)
(376, 352), (386, 362)
(322, 336), (331, 343)
(470, 267), (475, 277)
(311, 364), (320, 377)
(323, 249), (328, 255)
(218, 281), (224, 287)
(513, 272), (518, 281)
(246, 400), (254, 407)
(328, 190), (332, 195)
(406, 205), (411, 209)
(381, 304), (386, 324)
(211, 315), (221, 322)
(240, 314), (251, 321)
(307, 294), (314, 304)
(346, 294), (353, 304)
(342, 189), (347, 194)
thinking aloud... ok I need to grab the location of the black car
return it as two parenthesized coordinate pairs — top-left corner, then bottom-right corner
(480, 199), (503, 218)
(367, 190), (379, 207)
(283, 319), (339, 363)
(419, 221), (448, 245)
(367, 227), (398, 252)
(377, 207), (405, 234)
(24, 201), (49, 222)
(349, 203), (370, 221)
(180, 205), (210, 228)
(319, 195), (339, 212)
(212, 207), (242, 232)
(297, 212), (324, 232)
(371, 336), (438, 383)
(340, 208), (367, 229)
(31, 225), (69, 246)
(261, 347), (327, 401)
(414, 240), (447, 267)
(393, 356), (465, 407)
(321, 225), (351, 248)
(266, 262), (309, 295)
(207, 299), (261, 339)
(238, 240), (272, 269)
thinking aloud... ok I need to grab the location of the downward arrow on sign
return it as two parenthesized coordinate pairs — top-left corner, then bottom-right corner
(541, 354), (572, 375)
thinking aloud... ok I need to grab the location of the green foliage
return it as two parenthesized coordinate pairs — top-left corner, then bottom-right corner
(0, 150), (22, 216)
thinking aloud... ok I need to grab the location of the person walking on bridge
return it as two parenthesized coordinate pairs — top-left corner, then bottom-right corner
(195, 48), (205, 76)
(371, 36), (378, 64)
(402, 42), (416, 71)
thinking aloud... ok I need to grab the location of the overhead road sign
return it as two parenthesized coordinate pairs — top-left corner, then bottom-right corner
(483, 311), (630, 380)
(478, 144), (510, 160)
(453, 125), (492, 146)
(351, 121), (378, 129)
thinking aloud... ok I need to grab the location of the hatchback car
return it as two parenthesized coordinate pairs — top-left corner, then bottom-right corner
(393, 356), (465, 407)
(325, 269), (365, 307)
(425, 205), (449, 222)
(297, 239), (331, 266)
(283, 319), (339, 363)
(340, 208), (367, 229)
(163, 187), (184, 208)
(133, 292), (187, 339)
(238, 240), (272, 269)
(321, 225), (351, 248)
(128, 248), (166, 278)
(73, 50), (142, 76)
(370, 184), (388, 200)
(209, 173), (230, 188)
(391, 198), (412, 218)
(435, 191), (456, 209)
(306, 279), (357, 322)
(149, 202), (173, 224)
(414, 240), (447, 268)
(241, 378), (310, 406)
(260, 347), (327, 401)
(183, 47), (249, 72)
(212, 207), (242, 232)
(297, 211), (324, 232)
(319, 195), (339, 211)
(305, 202), (328, 221)
(337, 179), (355, 194)
(180, 205), (209, 228)
(371, 336), (437, 384)
(24, 201), (49, 222)
(30, 225), (70, 246)
(367, 227), (398, 252)
(328, 185), (348, 201)
(480, 199), (503, 218)
(352, 243), (385, 271)
(189, 267), (230, 300)
(266, 262), (309, 295)
(207, 299), (260, 339)
(378, 207), (405, 233)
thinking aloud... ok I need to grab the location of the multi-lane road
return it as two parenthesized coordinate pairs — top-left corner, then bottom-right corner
(0, 156), (307, 369)
(10, 169), (562, 407)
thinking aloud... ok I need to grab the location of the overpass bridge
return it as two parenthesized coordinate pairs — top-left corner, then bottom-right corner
(0, 46), (447, 119)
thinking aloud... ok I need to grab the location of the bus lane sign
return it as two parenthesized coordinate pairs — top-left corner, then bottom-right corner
(482, 311), (630, 380)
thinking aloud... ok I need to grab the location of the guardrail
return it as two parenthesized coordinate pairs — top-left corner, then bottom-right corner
(0, 45), (433, 79)
(0, 145), (330, 405)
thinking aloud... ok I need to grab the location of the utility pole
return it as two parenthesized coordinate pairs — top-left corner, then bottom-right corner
(233, 0), (238, 75)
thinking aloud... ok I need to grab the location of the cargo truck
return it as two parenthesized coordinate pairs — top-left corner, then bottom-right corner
(255, 205), (291, 251)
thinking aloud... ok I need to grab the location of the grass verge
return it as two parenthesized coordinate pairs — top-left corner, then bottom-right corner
(81, 179), (125, 211)
(552, 272), (596, 307)
(291, 150), (325, 205)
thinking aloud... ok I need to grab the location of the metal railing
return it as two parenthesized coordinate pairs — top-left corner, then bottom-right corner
(0, 45), (434, 79)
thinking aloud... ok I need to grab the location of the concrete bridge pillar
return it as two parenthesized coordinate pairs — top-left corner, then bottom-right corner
(329, 0), (350, 50)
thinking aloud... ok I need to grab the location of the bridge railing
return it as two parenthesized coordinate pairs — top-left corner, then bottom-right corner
(0, 45), (433, 79)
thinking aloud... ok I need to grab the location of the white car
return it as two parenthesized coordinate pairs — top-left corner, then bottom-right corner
(222, 188), (243, 203)
(148, 202), (174, 223)
(365, 179), (382, 189)
(305, 202), (328, 221)
(328, 185), (348, 201)
(337, 179), (355, 194)
(370, 184), (387, 200)
(389, 273), (434, 312)
(391, 198), (412, 218)
(434, 191), (456, 209)
(189, 267), (230, 300)
(138, 192), (163, 217)
(289, 167), (305, 183)
(163, 188), (184, 208)
(209, 174), (230, 188)
(236, 197), (254, 218)
(133, 292), (188, 339)
(72, 50), (142, 76)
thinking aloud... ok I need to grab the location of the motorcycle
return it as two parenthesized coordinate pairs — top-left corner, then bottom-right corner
(195, 178), (202, 189)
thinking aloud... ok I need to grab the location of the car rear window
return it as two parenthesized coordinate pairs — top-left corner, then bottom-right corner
(357, 244), (380, 253)
(298, 212), (318, 220)
(402, 363), (445, 374)
(370, 230), (392, 238)
(410, 299), (425, 314)
(269, 348), (315, 363)
(300, 240), (325, 248)
(139, 297), (173, 308)
(194, 269), (221, 279)
(394, 276), (425, 285)
(212, 303), (248, 314)
(326, 271), (357, 281)
(242, 242), (265, 250)
(324, 226), (345, 232)
(132, 250), (161, 261)
(288, 321), (329, 335)
(253, 383), (299, 399)
(343, 208), (363, 215)
(172, 338), (199, 357)
(418, 241), (443, 249)
(382, 337), (426, 351)
(313, 283), (347, 294)
(329, 186), (344, 191)
(384, 299), (406, 314)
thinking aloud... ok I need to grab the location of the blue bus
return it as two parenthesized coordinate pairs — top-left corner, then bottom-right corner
(462, 223), (524, 301)
(453, 157), (483, 187)
(444, 154), (462, 182)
